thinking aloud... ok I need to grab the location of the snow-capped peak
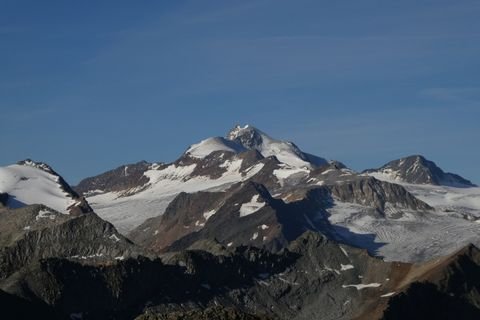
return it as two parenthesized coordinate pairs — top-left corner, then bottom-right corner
(364, 155), (476, 187)
(226, 124), (325, 168)
(182, 124), (328, 168)
(0, 160), (84, 214)
(18, 158), (56, 175)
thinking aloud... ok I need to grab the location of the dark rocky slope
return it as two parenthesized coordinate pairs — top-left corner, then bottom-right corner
(0, 204), (141, 280)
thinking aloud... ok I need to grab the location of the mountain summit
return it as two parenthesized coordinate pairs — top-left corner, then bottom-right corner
(184, 124), (328, 169)
(365, 155), (476, 187)
(0, 159), (92, 214)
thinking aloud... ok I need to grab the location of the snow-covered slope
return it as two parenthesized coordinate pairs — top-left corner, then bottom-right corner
(185, 137), (247, 158)
(226, 125), (327, 168)
(324, 156), (480, 261)
(0, 160), (83, 214)
(326, 197), (480, 262)
(77, 126), (480, 263)
(87, 158), (265, 233)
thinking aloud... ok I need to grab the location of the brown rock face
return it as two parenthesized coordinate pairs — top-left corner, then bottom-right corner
(328, 177), (432, 212)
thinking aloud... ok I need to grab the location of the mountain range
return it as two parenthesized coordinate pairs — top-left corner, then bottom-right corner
(1, 125), (479, 319)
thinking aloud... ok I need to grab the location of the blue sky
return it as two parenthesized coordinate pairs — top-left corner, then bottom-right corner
(1, 0), (479, 184)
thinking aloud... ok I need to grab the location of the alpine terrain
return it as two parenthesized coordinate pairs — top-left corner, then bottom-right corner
(1, 125), (480, 319)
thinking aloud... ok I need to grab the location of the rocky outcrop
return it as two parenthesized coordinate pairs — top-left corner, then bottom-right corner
(75, 161), (152, 196)
(136, 306), (271, 320)
(327, 177), (432, 212)
(3, 229), (480, 320)
(0, 205), (140, 279)
(137, 181), (291, 253)
(130, 191), (227, 251)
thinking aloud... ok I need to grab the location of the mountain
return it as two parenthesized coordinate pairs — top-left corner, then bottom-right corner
(71, 126), (480, 262)
(75, 125), (328, 233)
(2, 126), (480, 319)
(0, 159), (91, 214)
(0, 204), (141, 280)
(0, 160), (144, 281)
(130, 181), (316, 253)
(3, 230), (480, 320)
(364, 155), (476, 187)
(129, 177), (432, 255)
(225, 125), (328, 168)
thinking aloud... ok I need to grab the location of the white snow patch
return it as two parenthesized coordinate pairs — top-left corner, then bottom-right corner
(324, 265), (341, 275)
(260, 224), (269, 230)
(381, 292), (396, 297)
(239, 195), (266, 217)
(23, 226), (31, 231)
(340, 246), (349, 257)
(340, 264), (354, 271)
(227, 242), (233, 247)
(203, 209), (217, 221)
(88, 159), (264, 233)
(70, 253), (104, 260)
(278, 276), (299, 286)
(109, 234), (121, 242)
(321, 169), (336, 175)
(186, 137), (246, 158)
(36, 209), (56, 221)
(273, 167), (310, 186)
(342, 283), (381, 290)
(251, 232), (259, 240)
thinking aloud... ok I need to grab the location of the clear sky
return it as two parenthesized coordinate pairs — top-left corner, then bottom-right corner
(1, 0), (479, 185)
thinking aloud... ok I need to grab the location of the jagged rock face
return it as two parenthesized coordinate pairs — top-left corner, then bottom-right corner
(375, 245), (480, 320)
(3, 230), (480, 320)
(2, 257), (171, 320)
(133, 182), (293, 253)
(327, 178), (432, 213)
(75, 161), (152, 196)
(130, 175), (434, 255)
(136, 306), (271, 320)
(130, 191), (228, 251)
(227, 125), (266, 150)
(0, 204), (140, 279)
(365, 155), (476, 187)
